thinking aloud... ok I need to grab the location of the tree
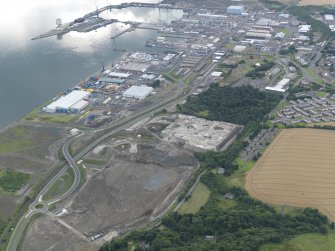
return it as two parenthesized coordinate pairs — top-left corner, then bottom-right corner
(152, 79), (160, 88)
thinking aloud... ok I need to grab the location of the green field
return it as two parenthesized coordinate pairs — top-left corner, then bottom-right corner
(260, 233), (335, 251)
(197, 110), (209, 117)
(317, 91), (328, 97)
(0, 126), (33, 154)
(0, 169), (30, 192)
(179, 182), (211, 214)
(24, 112), (78, 124)
(279, 28), (290, 34)
(83, 158), (107, 165)
(162, 72), (181, 83)
(43, 168), (74, 201)
(184, 73), (197, 85)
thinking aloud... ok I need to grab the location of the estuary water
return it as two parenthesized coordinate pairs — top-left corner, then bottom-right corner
(0, 0), (183, 129)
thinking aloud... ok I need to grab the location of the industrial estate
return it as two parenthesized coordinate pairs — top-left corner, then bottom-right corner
(3, 0), (335, 250)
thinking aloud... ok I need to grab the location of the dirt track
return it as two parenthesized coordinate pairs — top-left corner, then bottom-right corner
(246, 128), (335, 221)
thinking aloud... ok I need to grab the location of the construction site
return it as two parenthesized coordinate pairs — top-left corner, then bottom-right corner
(156, 114), (243, 151)
(21, 114), (200, 251)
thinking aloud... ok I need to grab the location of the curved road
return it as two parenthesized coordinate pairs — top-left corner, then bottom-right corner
(6, 83), (187, 251)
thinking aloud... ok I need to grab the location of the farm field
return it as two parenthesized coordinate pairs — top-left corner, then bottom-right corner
(246, 128), (335, 221)
(299, 0), (335, 5)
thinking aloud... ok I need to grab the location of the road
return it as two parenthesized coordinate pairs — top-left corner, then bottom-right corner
(6, 82), (187, 251)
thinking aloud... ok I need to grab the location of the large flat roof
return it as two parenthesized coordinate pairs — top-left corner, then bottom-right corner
(46, 90), (90, 110)
(108, 72), (131, 78)
(123, 85), (153, 98)
(265, 78), (290, 93)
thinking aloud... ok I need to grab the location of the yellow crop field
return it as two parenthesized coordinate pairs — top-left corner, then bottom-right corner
(246, 128), (335, 221)
(299, 0), (335, 5)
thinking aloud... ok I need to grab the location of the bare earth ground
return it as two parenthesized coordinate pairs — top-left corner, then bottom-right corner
(22, 216), (95, 251)
(0, 195), (21, 219)
(63, 160), (187, 233)
(22, 126), (197, 251)
(246, 128), (335, 221)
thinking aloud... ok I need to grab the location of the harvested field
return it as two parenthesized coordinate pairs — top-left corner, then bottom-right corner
(299, 0), (335, 5)
(246, 128), (335, 221)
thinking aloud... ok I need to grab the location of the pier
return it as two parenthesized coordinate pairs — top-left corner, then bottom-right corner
(111, 26), (136, 39)
(31, 2), (186, 41)
(83, 2), (185, 20)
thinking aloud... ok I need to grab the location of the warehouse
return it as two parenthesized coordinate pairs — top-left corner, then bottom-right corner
(98, 77), (125, 84)
(227, 5), (244, 15)
(43, 90), (90, 113)
(245, 31), (271, 39)
(123, 85), (153, 100)
(265, 78), (290, 93)
(298, 25), (311, 33)
(325, 14), (334, 21)
(121, 62), (150, 72)
(70, 99), (89, 112)
(108, 72), (131, 78)
(275, 32), (285, 40)
(233, 45), (247, 53)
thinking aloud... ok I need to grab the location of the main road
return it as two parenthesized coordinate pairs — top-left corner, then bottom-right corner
(6, 82), (187, 251)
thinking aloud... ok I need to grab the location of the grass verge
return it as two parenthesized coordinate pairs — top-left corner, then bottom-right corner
(43, 168), (74, 201)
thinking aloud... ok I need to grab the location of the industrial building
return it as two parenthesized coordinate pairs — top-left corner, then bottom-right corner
(108, 72), (131, 78)
(265, 78), (290, 93)
(227, 6), (244, 15)
(233, 45), (247, 52)
(121, 62), (150, 72)
(245, 31), (271, 39)
(43, 90), (90, 113)
(298, 25), (311, 33)
(275, 32), (285, 40)
(123, 85), (153, 99)
(325, 14), (334, 21)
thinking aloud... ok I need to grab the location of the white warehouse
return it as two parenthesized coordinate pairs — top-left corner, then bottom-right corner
(227, 6), (244, 15)
(123, 85), (153, 100)
(43, 90), (90, 113)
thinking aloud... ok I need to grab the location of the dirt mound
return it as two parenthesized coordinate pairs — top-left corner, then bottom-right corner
(137, 142), (196, 167)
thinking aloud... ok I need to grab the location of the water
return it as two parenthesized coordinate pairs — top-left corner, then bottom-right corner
(0, 0), (183, 129)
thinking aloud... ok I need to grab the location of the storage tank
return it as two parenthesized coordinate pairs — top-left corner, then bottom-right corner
(56, 18), (62, 28)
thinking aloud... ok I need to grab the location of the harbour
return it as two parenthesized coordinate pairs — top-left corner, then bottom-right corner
(0, 0), (183, 129)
